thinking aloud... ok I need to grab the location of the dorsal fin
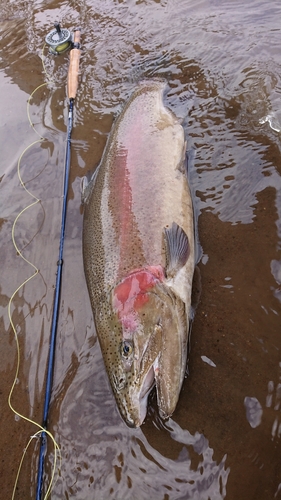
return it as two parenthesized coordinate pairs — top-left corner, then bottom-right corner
(164, 222), (190, 278)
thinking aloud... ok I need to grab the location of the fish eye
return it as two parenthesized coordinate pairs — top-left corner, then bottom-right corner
(120, 340), (134, 358)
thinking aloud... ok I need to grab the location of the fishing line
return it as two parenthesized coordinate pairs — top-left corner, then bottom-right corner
(8, 43), (62, 500)
(8, 22), (81, 497)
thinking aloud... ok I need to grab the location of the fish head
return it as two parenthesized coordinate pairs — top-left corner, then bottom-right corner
(99, 266), (188, 427)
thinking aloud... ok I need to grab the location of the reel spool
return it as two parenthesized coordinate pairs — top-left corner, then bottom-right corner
(45, 22), (72, 54)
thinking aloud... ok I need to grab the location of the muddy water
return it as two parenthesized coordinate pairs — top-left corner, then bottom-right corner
(0, 0), (281, 498)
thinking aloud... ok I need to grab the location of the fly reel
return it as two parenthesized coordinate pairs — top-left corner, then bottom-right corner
(45, 22), (72, 54)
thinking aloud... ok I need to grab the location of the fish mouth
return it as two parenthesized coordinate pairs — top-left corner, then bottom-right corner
(134, 362), (158, 427)
(119, 358), (158, 428)
(117, 363), (157, 428)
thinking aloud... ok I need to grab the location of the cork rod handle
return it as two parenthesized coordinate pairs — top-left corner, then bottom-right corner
(67, 29), (81, 100)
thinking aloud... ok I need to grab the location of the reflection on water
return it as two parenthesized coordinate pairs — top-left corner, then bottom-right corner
(260, 112), (281, 133)
(244, 396), (263, 429)
(0, 0), (281, 498)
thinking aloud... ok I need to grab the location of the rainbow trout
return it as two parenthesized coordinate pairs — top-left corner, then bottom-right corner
(82, 80), (195, 427)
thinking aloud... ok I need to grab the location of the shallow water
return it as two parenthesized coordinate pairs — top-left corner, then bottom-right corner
(0, 0), (281, 498)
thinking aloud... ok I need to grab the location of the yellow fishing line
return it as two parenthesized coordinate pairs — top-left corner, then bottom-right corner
(8, 43), (61, 500)
(10, 429), (59, 500)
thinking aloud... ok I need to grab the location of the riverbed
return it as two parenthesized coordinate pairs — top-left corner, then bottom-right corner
(0, 0), (281, 498)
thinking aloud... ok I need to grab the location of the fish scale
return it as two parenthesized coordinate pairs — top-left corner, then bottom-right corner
(83, 80), (195, 427)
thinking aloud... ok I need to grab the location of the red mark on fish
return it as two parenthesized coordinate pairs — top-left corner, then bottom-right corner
(113, 266), (165, 333)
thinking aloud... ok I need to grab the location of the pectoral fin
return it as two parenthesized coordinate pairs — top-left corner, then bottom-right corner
(164, 222), (190, 278)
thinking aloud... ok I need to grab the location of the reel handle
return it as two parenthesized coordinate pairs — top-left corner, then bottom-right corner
(54, 22), (62, 38)
(67, 28), (81, 100)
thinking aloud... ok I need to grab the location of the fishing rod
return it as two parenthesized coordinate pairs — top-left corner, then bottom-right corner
(35, 25), (81, 500)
